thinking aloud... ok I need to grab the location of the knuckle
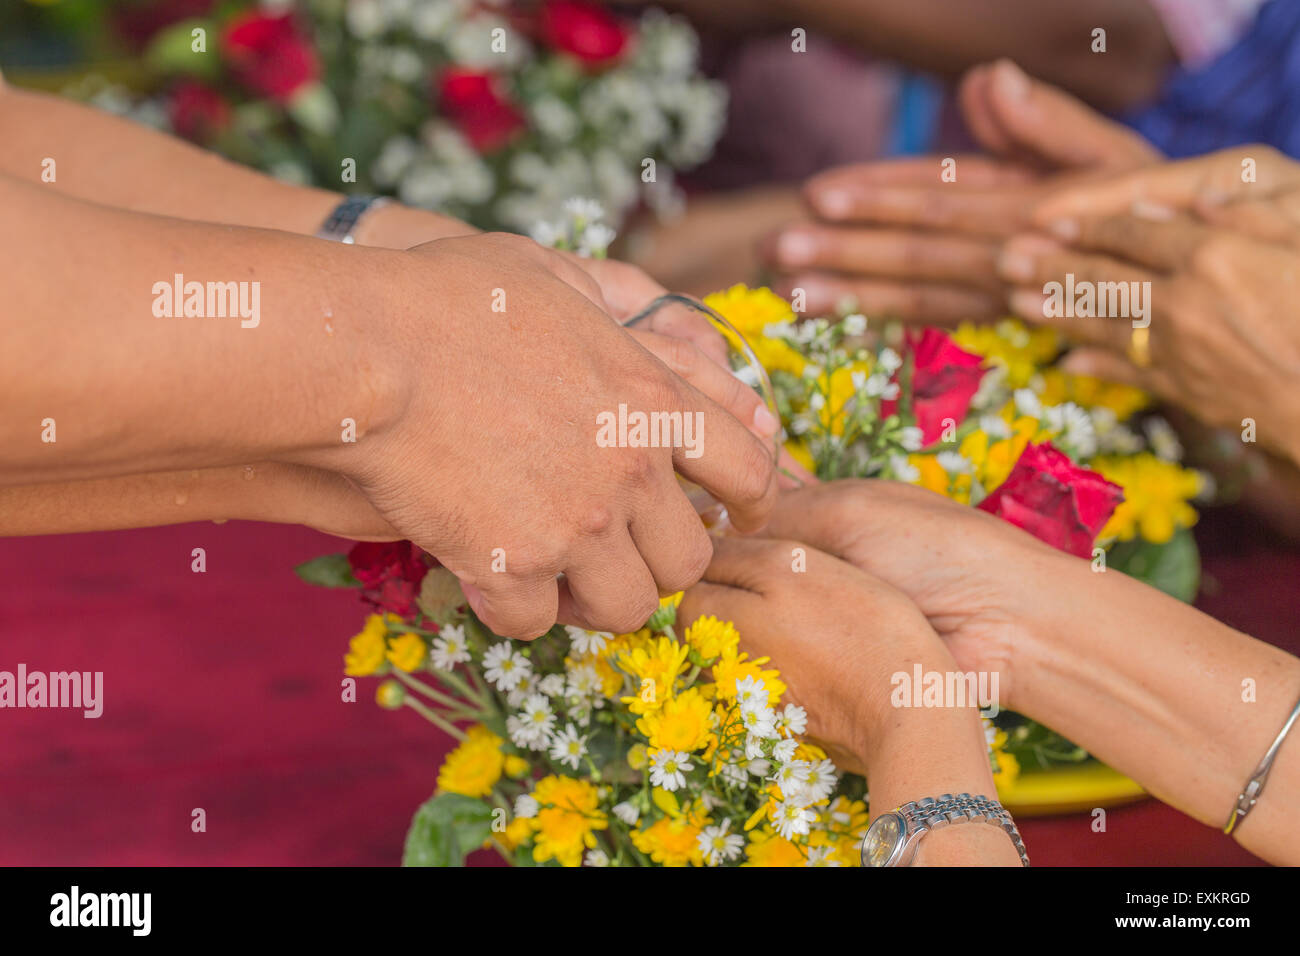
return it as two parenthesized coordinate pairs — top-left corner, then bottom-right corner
(730, 437), (775, 504)
(660, 529), (713, 592)
(577, 503), (617, 537)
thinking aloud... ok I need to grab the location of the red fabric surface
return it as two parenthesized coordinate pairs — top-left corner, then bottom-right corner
(0, 507), (1293, 866)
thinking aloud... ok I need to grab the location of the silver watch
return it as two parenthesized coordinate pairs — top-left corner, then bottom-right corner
(315, 194), (388, 244)
(861, 793), (1030, 867)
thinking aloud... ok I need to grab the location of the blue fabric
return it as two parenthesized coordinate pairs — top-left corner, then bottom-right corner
(1125, 0), (1300, 158)
(888, 72), (945, 156)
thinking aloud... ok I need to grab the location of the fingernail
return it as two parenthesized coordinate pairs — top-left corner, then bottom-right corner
(1047, 218), (1079, 240)
(813, 189), (853, 219)
(997, 248), (1034, 281)
(994, 60), (1030, 102)
(753, 405), (781, 437)
(776, 230), (817, 266)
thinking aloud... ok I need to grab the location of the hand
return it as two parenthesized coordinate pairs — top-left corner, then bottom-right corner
(1000, 147), (1300, 466)
(304, 232), (778, 640)
(679, 535), (976, 775)
(761, 59), (1158, 321)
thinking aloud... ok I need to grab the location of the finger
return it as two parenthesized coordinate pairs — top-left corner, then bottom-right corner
(635, 299), (730, 367)
(627, 473), (715, 594)
(677, 578), (755, 633)
(801, 181), (1034, 237)
(997, 233), (1162, 289)
(1059, 346), (1178, 397)
(776, 447), (817, 490)
(1043, 212), (1215, 272)
(629, 328), (781, 443)
(770, 272), (1003, 326)
(958, 63), (1016, 158)
(805, 154), (1036, 216)
(1006, 285), (1137, 352)
(693, 535), (804, 594)
(982, 58), (1160, 171)
(462, 573), (559, 642)
(1033, 145), (1300, 225)
(669, 380), (779, 534)
(555, 531), (660, 634)
(761, 224), (1001, 291)
(1194, 195), (1300, 248)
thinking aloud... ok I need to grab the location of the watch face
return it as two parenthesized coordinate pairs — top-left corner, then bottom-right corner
(861, 812), (905, 867)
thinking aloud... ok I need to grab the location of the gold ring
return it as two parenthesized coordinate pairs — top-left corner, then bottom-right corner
(1128, 325), (1151, 369)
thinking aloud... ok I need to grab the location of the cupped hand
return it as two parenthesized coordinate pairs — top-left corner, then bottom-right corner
(678, 535), (960, 775)
(310, 232), (778, 640)
(761, 59), (1158, 321)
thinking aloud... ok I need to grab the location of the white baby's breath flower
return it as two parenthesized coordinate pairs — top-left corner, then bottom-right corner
(649, 750), (692, 791)
(1013, 388), (1043, 420)
(864, 371), (891, 398)
(899, 426), (924, 452)
(514, 794), (539, 819)
(842, 313), (868, 336)
(549, 723), (589, 770)
(430, 624), (471, 670)
(890, 454), (920, 483)
(1145, 416), (1184, 461)
(578, 223), (616, 257)
(697, 819), (744, 866)
(484, 642), (532, 691)
(612, 800), (640, 826)
(877, 347), (903, 375)
(937, 451), (973, 475)
(979, 413), (1012, 440)
(563, 197), (606, 226)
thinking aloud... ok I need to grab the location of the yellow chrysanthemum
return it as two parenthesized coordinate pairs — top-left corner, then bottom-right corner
(385, 632), (426, 672)
(953, 318), (1061, 388)
(742, 828), (805, 867)
(636, 687), (715, 753)
(1093, 454), (1202, 544)
(529, 775), (608, 868)
(962, 414), (1041, 493)
(1038, 367), (1149, 421)
(711, 649), (786, 705)
(344, 613), (389, 677)
(703, 284), (807, 379)
(631, 817), (703, 866)
(503, 755), (530, 778)
(496, 816), (533, 852)
(436, 724), (505, 798)
(617, 636), (691, 714)
(907, 453), (972, 503)
(684, 615), (740, 661)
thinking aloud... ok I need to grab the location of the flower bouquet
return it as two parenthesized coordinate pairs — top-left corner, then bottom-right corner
(91, 0), (723, 233)
(296, 285), (1207, 866)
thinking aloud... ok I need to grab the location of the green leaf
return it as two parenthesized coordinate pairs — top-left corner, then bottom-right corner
(1106, 526), (1200, 603)
(144, 19), (220, 79)
(402, 793), (497, 867)
(293, 554), (359, 589)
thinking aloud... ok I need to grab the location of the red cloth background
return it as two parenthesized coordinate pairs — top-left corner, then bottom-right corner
(0, 507), (1293, 865)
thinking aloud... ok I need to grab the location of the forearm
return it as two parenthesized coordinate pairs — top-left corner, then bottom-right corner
(1018, 555), (1300, 863)
(1, 173), (408, 484)
(0, 82), (475, 247)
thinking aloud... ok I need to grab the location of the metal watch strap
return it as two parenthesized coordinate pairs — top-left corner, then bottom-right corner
(900, 793), (1030, 867)
(1224, 692), (1300, 835)
(315, 194), (388, 244)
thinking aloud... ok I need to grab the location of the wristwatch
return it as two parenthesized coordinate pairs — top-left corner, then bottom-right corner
(861, 793), (1030, 867)
(315, 194), (388, 244)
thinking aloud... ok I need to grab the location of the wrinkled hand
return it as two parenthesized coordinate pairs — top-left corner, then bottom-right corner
(761, 59), (1158, 321)
(313, 232), (778, 640)
(1000, 146), (1300, 466)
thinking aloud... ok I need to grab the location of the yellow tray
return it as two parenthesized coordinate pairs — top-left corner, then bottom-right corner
(997, 761), (1147, 817)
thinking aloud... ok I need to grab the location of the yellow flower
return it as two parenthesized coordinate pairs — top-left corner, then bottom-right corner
(637, 687), (715, 753)
(784, 439), (815, 473)
(436, 724), (505, 798)
(385, 632), (426, 672)
(626, 743), (649, 771)
(907, 453), (971, 503)
(812, 362), (871, 436)
(684, 615), (740, 661)
(952, 318), (1061, 388)
(1093, 454), (1201, 543)
(743, 828), (805, 867)
(497, 816), (533, 852)
(1038, 367), (1148, 421)
(344, 613), (388, 676)
(703, 284), (795, 338)
(631, 817), (703, 866)
(711, 649), (786, 705)
(503, 755), (530, 779)
(529, 775), (608, 867)
(617, 636), (691, 713)
(963, 414), (1040, 493)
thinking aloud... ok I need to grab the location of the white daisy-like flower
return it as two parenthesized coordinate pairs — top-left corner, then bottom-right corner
(800, 758), (838, 804)
(1045, 402), (1097, 458)
(771, 799), (816, 840)
(510, 694), (555, 750)
(734, 676), (769, 712)
(505, 671), (541, 709)
(696, 819), (745, 866)
(429, 624), (471, 670)
(1145, 416), (1184, 462)
(937, 450), (973, 475)
(564, 626), (612, 656)
(778, 703), (808, 736)
(1013, 388), (1043, 420)
(842, 313), (868, 336)
(578, 223), (616, 258)
(740, 704), (778, 739)
(649, 750), (692, 791)
(584, 848), (610, 867)
(899, 426), (925, 452)
(889, 454), (921, 483)
(483, 642), (531, 692)
(774, 758), (811, 795)
(563, 197), (605, 225)
(744, 733), (766, 760)
(877, 347), (903, 374)
(805, 846), (840, 867)
(771, 738), (799, 764)
(548, 723), (589, 770)
(564, 662), (603, 700)
(863, 371), (892, 398)
(808, 392), (826, 412)
(538, 674), (567, 698)
(513, 794), (539, 819)
(612, 800), (640, 826)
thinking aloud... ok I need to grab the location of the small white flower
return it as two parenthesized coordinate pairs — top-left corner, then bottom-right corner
(771, 738), (798, 764)
(649, 750), (693, 791)
(864, 371), (892, 398)
(800, 758), (839, 804)
(771, 799), (816, 840)
(979, 413), (1012, 440)
(564, 662), (603, 701)
(509, 694), (555, 750)
(514, 794), (539, 819)
(538, 674), (567, 698)
(937, 450), (973, 475)
(563, 197), (606, 225)
(842, 313), (868, 336)
(899, 426), (925, 452)
(778, 703), (808, 736)
(877, 347), (903, 374)
(774, 758), (811, 795)
(697, 819), (745, 866)
(1046, 402), (1097, 458)
(808, 392), (826, 412)
(805, 846), (840, 867)
(612, 800), (640, 826)
(548, 723), (589, 770)
(1145, 417), (1184, 462)
(739, 704), (778, 739)
(584, 848), (611, 867)
(578, 223), (616, 258)
(505, 671), (541, 709)
(430, 624), (471, 670)
(1013, 388), (1043, 420)
(734, 676), (769, 712)
(483, 642), (532, 692)
(565, 626), (611, 656)
(529, 220), (564, 248)
(889, 454), (920, 483)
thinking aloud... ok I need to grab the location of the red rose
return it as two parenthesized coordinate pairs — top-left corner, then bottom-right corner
(167, 80), (231, 143)
(436, 68), (526, 153)
(977, 442), (1124, 559)
(882, 328), (986, 445)
(222, 11), (319, 102)
(347, 541), (431, 617)
(539, 0), (630, 67)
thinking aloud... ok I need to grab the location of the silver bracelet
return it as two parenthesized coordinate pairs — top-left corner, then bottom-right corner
(862, 792), (1030, 867)
(1224, 691), (1300, 835)
(315, 194), (388, 244)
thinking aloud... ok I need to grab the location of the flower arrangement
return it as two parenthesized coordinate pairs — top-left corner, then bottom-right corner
(297, 285), (1208, 866)
(96, 0), (724, 232)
